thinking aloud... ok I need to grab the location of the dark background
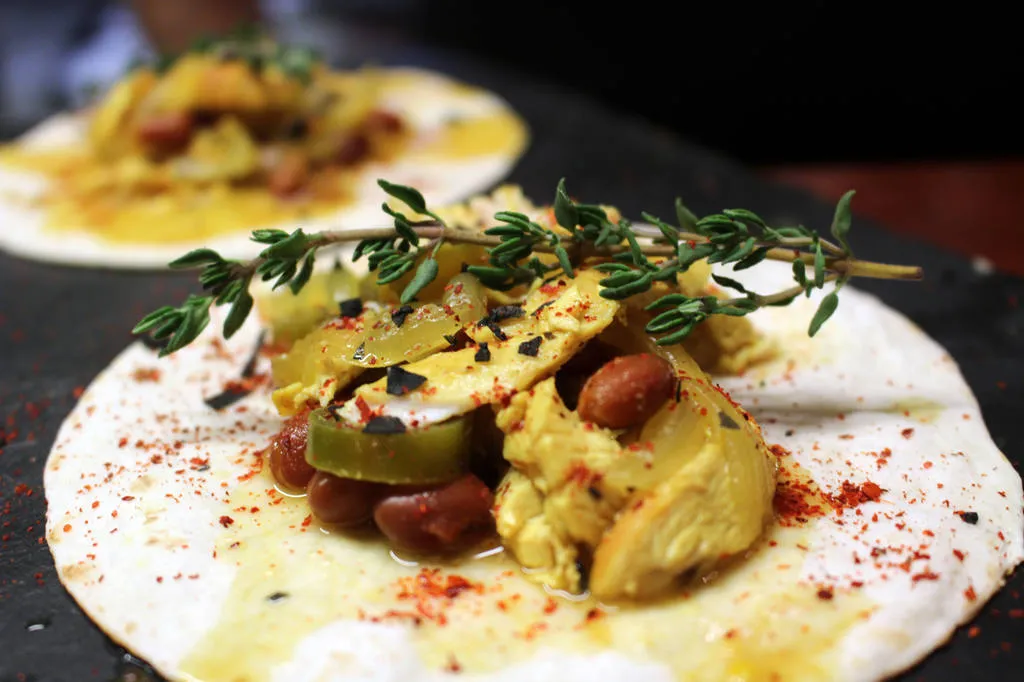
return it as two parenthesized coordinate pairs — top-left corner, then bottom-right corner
(411, 1), (1024, 164)
(0, 0), (1020, 164)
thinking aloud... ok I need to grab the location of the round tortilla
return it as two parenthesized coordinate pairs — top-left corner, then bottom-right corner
(0, 68), (527, 269)
(43, 260), (1023, 681)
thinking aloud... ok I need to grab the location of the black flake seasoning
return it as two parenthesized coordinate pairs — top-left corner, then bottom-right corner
(444, 330), (471, 351)
(488, 305), (525, 323)
(518, 336), (543, 357)
(267, 591), (290, 602)
(386, 366), (428, 396)
(718, 411), (740, 430)
(203, 389), (237, 411)
(785, 429), (795, 437)
(391, 305), (414, 327)
(204, 331), (266, 410)
(239, 332), (265, 377)
(675, 380), (682, 403)
(480, 320), (507, 341)
(352, 343), (367, 362)
(477, 305), (524, 340)
(364, 415), (406, 435)
(339, 298), (363, 318)
(326, 403), (344, 421)
(531, 300), (556, 317)
(587, 486), (602, 500)
(112, 649), (159, 682)
(958, 511), (980, 524)
(543, 331), (556, 340)
(474, 342), (491, 363)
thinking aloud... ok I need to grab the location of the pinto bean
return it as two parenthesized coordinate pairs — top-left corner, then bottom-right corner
(136, 111), (193, 151)
(334, 134), (370, 166)
(363, 110), (403, 134)
(576, 353), (676, 429)
(307, 471), (386, 527)
(267, 151), (309, 197)
(554, 340), (619, 410)
(373, 474), (494, 555)
(268, 409), (315, 491)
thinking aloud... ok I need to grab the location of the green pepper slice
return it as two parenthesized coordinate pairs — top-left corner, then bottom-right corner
(305, 407), (472, 484)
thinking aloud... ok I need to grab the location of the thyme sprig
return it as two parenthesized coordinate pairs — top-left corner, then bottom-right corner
(134, 178), (923, 356)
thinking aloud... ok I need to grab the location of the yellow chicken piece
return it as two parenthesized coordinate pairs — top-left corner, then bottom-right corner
(494, 332), (777, 601)
(270, 324), (367, 416)
(349, 268), (620, 418)
(684, 311), (776, 375)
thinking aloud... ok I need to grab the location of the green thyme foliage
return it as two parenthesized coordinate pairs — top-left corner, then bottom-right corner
(136, 176), (880, 356)
(352, 180), (448, 304)
(447, 176), (855, 344)
(136, 26), (322, 83)
(133, 294), (214, 357)
(466, 207), (568, 290)
(132, 227), (324, 355)
(630, 194), (857, 342)
(643, 294), (760, 345)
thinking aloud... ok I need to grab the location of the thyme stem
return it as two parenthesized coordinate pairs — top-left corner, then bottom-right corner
(742, 276), (838, 308)
(134, 177), (925, 355)
(263, 225), (921, 283)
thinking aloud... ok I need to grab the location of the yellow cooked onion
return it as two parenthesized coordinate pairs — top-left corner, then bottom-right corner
(255, 266), (362, 346)
(172, 116), (259, 182)
(343, 273), (486, 367)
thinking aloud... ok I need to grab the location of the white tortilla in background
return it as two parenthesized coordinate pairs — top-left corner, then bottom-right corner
(0, 68), (528, 269)
(44, 259), (1023, 682)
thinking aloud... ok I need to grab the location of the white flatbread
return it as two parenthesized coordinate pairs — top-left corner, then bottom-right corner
(0, 68), (526, 269)
(44, 260), (1023, 681)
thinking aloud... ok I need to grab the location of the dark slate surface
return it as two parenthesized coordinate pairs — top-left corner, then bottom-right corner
(0, 43), (1021, 682)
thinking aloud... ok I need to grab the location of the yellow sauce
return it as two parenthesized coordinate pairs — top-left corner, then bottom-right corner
(0, 148), (88, 174)
(180, 464), (873, 682)
(48, 182), (354, 244)
(0, 149), (364, 245)
(414, 112), (528, 160)
(886, 398), (945, 424)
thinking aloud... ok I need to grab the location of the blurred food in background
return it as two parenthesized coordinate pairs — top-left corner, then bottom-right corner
(0, 24), (529, 266)
(0, 1), (418, 141)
